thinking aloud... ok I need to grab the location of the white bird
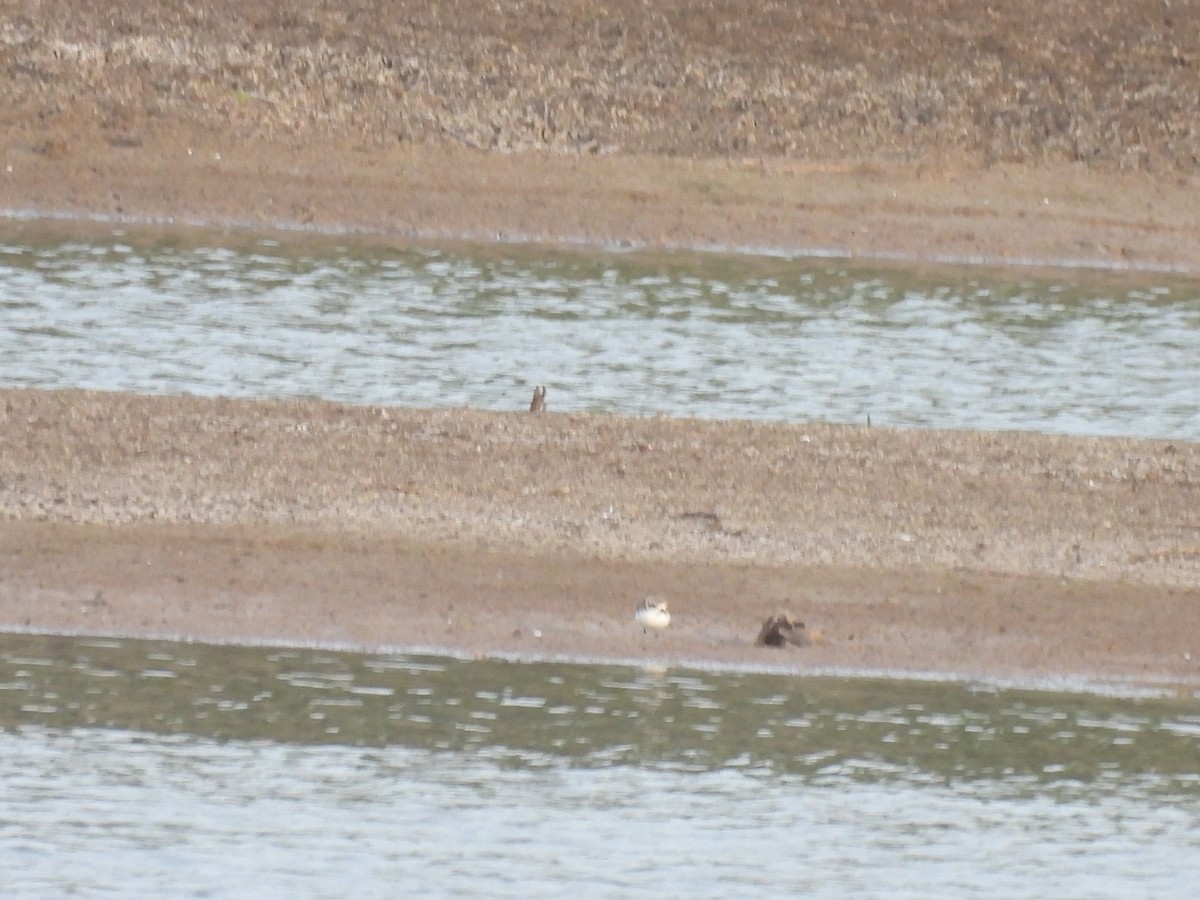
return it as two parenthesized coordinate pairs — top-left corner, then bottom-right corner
(635, 596), (671, 634)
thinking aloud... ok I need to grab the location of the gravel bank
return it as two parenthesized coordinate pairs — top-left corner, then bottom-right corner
(2, 389), (1199, 687)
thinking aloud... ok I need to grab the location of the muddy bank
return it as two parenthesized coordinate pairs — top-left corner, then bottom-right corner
(1, 0), (1199, 271)
(2, 389), (1198, 688)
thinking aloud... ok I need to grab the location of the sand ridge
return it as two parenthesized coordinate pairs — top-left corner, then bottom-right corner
(1, 0), (1199, 272)
(2, 389), (1199, 688)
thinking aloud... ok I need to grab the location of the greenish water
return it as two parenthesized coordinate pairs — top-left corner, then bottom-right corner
(4, 632), (1198, 786)
(3, 631), (1200, 897)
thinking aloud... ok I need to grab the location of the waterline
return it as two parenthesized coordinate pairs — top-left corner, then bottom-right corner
(3, 632), (1199, 897)
(3, 230), (1198, 439)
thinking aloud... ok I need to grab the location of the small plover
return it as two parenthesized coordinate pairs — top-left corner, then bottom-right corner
(635, 596), (671, 634)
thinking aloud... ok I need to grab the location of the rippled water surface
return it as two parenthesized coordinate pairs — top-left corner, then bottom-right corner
(2, 229), (1199, 438)
(2, 634), (1199, 897)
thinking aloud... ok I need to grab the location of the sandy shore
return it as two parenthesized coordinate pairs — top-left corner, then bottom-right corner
(2, 1), (1200, 689)
(2, 389), (1199, 689)
(2, 0), (1200, 272)
(4, 136), (1200, 278)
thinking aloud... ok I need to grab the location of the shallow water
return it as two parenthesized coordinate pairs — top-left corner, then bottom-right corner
(2, 231), (1199, 439)
(2, 633), (1198, 897)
